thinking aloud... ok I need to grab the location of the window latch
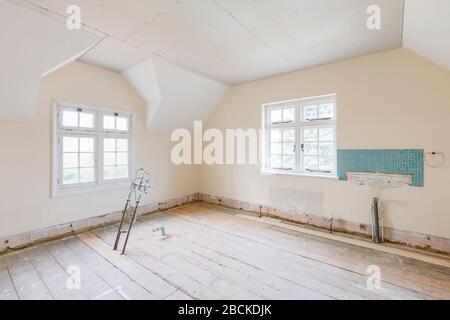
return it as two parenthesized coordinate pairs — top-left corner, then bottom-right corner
(307, 117), (332, 122)
(272, 120), (293, 125)
(301, 144), (305, 152)
(307, 169), (332, 174)
(273, 167), (293, 171)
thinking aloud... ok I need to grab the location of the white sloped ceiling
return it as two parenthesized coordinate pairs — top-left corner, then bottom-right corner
(0, 0), (102, 120)
(403, 0), (450, 71)
(26, 0), (405, 85)
(125, 57), (229, 132)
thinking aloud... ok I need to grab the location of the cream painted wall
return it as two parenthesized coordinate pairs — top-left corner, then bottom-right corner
(200, 48), (450, 239)
(0, 61), (197, 238)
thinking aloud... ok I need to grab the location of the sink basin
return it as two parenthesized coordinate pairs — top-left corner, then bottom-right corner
(346, 172), (412, 189)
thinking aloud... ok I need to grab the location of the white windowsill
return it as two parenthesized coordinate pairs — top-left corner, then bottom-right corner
(52, 181), (130, 198)
(261, 169), (339, 180)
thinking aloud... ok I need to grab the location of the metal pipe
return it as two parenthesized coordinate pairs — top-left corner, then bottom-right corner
(372, 197), (382, 243)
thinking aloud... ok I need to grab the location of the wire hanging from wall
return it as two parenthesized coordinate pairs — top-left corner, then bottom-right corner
(425, 152), (445, 168)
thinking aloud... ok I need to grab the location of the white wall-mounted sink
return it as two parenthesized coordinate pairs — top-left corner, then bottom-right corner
(346, 172), (412, 189)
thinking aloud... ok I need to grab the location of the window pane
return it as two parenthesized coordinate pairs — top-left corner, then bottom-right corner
(63, 137), (78, 152)
(282, 108), (295, 122)
(319, 127), (334, 141)
(319, 103), (334, 119)
(319, 142), (334, 156)
(304, 105), (318, 120)
(304, 156), (318, 170)
(80, 137), (94, 152)
(104, 166), (116, 180)
(270, 155), (282, 168)
(282, 129), (295, 142)
(283, 143), (295, 155)
(270, 129), (281, 143)
(319, 157), (334, 171)
(304, 143), (318, 156)
(79, 113), (94, 128)
(63, 169), (79, 185)
(283, 156), (295, 169)
(116, 153), (128, 166)
(116, 117), (129, 131)
(116, 166), (128, 179)
(116, 139), (128, 152)
(104, 152), (116, 166)
(303, 128), (318, 142)
(104, 139), (116, 152)
(62, 110), (78, 127)
(270, 109), (282, 123)
(80, 153), (94, 167)
(63, 153), (78, 168)
(104, 115), (115, 130)
(80, 168), (95, 183)
(271, 143), (281, 155)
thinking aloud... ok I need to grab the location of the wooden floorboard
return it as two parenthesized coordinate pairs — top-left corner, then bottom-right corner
(175, 205), (450, 299)
(4, 251), (53, 300)
(45, 241), (123, 300)
(0, 256), (18, 300)
(24, 245), (87, 300)
(139, 211), (419, 299)
(0, 204), (449, 300)
(63, 237), (154, 300)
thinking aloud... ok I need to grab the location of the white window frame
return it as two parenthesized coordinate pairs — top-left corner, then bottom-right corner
(262, 94), (337, 178)
(52, 100), (134, 197)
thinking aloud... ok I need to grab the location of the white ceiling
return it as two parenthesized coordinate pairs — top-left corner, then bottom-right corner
(26, 0), (405, 85)
(0, 0), (101, 119)
(3, 0), (450, 128)
(403, 0), (450, 71)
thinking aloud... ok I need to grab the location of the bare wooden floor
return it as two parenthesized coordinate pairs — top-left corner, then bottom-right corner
(1, 204), (449, 300)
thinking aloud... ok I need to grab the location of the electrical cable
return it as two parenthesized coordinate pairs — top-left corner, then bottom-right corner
(425, 152), (445, 168)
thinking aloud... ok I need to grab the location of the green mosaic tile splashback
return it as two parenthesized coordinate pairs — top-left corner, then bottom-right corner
(337, 149), (424, 187)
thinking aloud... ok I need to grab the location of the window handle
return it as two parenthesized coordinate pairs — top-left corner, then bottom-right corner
(272, 120), (293, 124)
(301, 144), (305, 152)
(307, 117), (332, 122)
(272, 167), (293, 171)
(307, 169), (332, 174)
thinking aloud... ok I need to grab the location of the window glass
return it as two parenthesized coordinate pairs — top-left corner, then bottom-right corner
(62, 110), (78, 127)
(302, 126), (335, 172)
(270, 109), (282, 124)
(79, 113), (94, 128)
(282, 107), (296, 122)
(62, 109), (95, 129)
(103, 138), (129, 181)
(304, 104), (318, 120)
(269, 128), (295, 170)
(116, 117), (129, 131)
(103, 115), (115, 130)
(104, 114), (130, 131)
(62, 136), (95, 185)
(319, 103), (334, 119)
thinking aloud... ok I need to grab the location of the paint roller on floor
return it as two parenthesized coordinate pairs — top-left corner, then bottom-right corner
(113, 168), (152, 255)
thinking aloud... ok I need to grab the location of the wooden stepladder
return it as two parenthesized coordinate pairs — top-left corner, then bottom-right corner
(113, 168), (151, 255)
